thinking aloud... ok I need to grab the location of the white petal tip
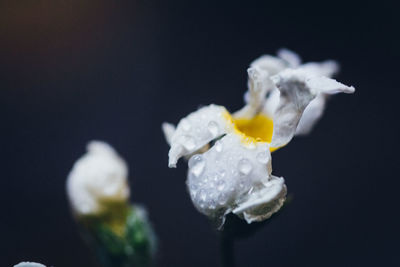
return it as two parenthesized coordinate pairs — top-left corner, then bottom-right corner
(162, 122), (176, 145)
(232, 177), (287, 224)
(14, 263), (46, 267)
(168, 156), (177, 168)
(277, 48), (301, 67)
(346, 86), (356, 94)
(87, 140), (116, 154)
(168, 162), (177, 168)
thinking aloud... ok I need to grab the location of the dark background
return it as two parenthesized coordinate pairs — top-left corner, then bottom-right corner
(1, 1), (398, 266)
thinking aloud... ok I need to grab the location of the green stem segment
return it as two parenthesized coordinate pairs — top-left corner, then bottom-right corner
(78, 204), (157, 267)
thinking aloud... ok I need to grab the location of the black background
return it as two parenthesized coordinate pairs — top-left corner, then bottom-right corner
(1, 1), (398, 266)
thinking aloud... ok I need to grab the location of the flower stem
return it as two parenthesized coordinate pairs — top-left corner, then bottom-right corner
(220, 231), (235, 267)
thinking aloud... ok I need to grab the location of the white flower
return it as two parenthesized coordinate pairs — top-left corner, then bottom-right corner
(14, 263), (46, 267)
(66, 141), (130, 216)
(163, 49), (355, 227)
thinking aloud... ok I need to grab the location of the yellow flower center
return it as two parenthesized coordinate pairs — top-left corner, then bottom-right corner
(233, 114), (274, 143)
(223, 111), (278, 151)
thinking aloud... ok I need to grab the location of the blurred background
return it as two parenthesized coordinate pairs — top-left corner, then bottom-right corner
(0, 1), (398, 266)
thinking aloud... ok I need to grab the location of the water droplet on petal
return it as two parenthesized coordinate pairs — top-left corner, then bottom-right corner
(209, 181), (215, 188)
(209, 198), (217, 209)
(238, 158), (252, 176)
(217, 179), (225, 191)
(212, 172), (219, 182)
(248, 187), (254, 195)
(218, 193), (228, 205)
(199, 189), (207, 202)
(207, 121), (219, 137)
(231, 169), (239, 178)
(189, 183), (198, 191)
(190, 190), (197, 199)
(247, 141), (256, 150)
(256, 151), (270, 164)
(218, 169), (226, 178)
(214, 140), (223, 152)
(189, 155), (205, 177)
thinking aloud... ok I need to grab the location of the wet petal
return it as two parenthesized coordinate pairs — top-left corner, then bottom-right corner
(186, 133), (282, 227)
(234, 67), (273, 118)
(67, 141), (129, 216)
(270, 69), (355, 148)
(232, 175), (286, 223)
(167, 104), (232, 167)
(295, 94), (327, 135)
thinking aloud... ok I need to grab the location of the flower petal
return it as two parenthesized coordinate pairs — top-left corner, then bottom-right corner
(277, 48), (301, 68)
(232, 175), (286, 223)
(67, 141), (130, 216)
(235, 52), (290, 119)
(186, 133), (284, 226)
(270, 69), (355, 148)
(234, 67), (273, 118)
(250, 53), (288, 74)
(295, 94), (327, 135)
(167, 104), (232, 167)
(299, 60), (339, 78)
(161, 122), (176, 145)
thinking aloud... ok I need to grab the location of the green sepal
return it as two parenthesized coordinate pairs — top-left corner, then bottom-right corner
(78, 203), (157, 267)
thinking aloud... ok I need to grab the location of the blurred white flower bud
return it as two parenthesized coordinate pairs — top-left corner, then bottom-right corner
(14, 263), (46, 267)
(67, 141), (130, 216)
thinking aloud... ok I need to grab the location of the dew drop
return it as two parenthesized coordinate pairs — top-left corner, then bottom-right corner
(207, 121), (219, 137)
(216, 179), (225, 191)
(212, 172), (219, 182)
(238, 158), (252, 176)
(189, 155), (205, 177)
(190, 190), (197, 199)
(231, 169), (238, 177)
(246, 141), (256, 150)
(218, 193), (228, 205)
(199, 189), (207, 202)
(209, 201), (216, 210)
(189, 183), (198, 191)
(256, 151), (270, 164)
(209, 180), (215, 188)
(214, 140), (223, 152)
(218, 169), (226, 178)
(202, 175), (209, 185)
(248, 187), (254, 195)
